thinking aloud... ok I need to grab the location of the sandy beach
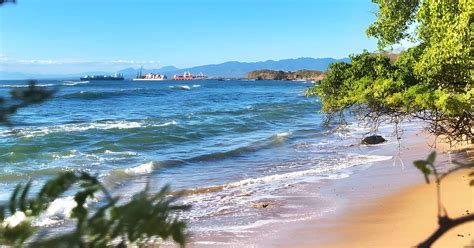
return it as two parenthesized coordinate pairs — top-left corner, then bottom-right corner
(179, 124), (474, 248)
(271, 134), (473, 248)
(323, 169), (474, 248)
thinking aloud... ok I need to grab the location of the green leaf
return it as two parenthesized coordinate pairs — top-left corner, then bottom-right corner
(426, 151), (436, 165)
(19, 180), (32, 213)
(0, 206), (5, 222)
(9, 184), (21, 214)
(414, 160), (431, 183)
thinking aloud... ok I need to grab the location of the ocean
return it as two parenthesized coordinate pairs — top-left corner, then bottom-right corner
(0, 79), (395, 244)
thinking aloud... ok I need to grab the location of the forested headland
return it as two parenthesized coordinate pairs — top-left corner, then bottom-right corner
(247, 69), (325, 81)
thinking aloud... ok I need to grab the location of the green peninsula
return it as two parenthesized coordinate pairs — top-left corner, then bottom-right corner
(246, 69), (325, 81)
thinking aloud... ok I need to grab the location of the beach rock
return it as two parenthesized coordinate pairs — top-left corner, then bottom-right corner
(251, 201), (277, 209)
(361, 135), (386, 145)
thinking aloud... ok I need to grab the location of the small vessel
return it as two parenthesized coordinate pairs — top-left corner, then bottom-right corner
(80, 73), (124, 81)
(173, 72), (207, 81)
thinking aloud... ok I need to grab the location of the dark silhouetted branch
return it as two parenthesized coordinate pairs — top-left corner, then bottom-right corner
(417, 214), (474, 248)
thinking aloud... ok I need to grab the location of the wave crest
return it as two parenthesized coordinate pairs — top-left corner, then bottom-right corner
(5, 120), (177, 138)
(124, 161), (155, 175)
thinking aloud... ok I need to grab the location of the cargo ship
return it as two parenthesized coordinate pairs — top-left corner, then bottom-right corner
(80, 73), (124, 81)
(133, 69), (167, 81)
(173, 72), (207, 80)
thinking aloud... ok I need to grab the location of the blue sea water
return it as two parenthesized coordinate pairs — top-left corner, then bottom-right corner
(0, 79), (393, 239)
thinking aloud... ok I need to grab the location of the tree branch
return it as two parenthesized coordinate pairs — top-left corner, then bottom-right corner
(417, 214), (474, 248)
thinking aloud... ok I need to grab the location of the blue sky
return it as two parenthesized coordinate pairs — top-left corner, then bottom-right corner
(1, 0), (381, 74)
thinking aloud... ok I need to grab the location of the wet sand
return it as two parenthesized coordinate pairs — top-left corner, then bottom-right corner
(183, 128), (473, 248)
(272, 133), (473, 248)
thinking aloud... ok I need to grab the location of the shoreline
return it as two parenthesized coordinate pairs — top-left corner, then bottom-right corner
(323, 169), (473, 248)
(270, 132), (473, 248)
(166, 122), (473, 248)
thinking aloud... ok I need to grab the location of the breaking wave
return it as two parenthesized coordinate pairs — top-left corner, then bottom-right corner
(62, 80), (90, 86)
(169, 85), (191, 90)
(4, 120), (177, 138)
(123, 161), (156, 175)
(0, 83), (55, 88)
(180, 154), (392, 196)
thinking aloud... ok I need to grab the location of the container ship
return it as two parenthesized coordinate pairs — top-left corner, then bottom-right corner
(80, 73), (124, 81)
(173, 72), (207, 80)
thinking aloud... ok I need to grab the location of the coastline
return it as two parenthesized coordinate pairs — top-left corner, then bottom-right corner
(181, 122), (474, 247)
(322, 169), (473, 248)
(270, 132), (473, 248)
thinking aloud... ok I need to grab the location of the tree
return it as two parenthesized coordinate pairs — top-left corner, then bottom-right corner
(0, 0), (15, 4)
(0, 81), (55, 126)
(307, 0), (473, 143)
(306, 1), (473, 246)
(0, 171), (188, 247)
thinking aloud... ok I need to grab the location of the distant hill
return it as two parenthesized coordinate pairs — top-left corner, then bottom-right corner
(119, 57), (348, 78)
(0, 57), (348, 80)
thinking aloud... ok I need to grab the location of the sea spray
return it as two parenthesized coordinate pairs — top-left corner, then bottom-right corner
(124, 161), (155, 175)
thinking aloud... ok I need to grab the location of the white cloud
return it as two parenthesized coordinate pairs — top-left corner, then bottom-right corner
(0, 56), (162, 74)
(0, 56), (161, 66)
(109, 60), (160, 65)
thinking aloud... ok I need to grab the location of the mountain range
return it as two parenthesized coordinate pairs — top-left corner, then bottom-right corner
(0, 57), (349, 80)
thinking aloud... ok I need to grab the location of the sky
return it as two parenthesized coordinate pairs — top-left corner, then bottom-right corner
(0, 0), (381, 74)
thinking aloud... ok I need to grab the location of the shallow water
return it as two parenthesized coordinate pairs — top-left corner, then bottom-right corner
(0, 79), (397, 240)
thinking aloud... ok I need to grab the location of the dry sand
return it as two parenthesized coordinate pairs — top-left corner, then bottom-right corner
(299, 139), (474, 248)
(324, 169), (474, 248)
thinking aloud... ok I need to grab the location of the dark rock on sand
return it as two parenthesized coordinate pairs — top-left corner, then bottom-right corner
(251, 201), (277, 209)
(361, 135), (386, 145)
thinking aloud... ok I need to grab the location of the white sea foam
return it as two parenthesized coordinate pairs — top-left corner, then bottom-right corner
(156, 120), (177, 127)
(217, 154), (391, 190)
(192, 241), (227, 245)
(124, 161), (155, 175)
(2, 211), (26, 228)
(63, 80), (90, 86)
(103, 150), (138, 156)
(33, 196), (79, 226)
(168, 85), (192, 90)
(272, 130), (293, 144)
(180, 154), (393, 204)
(192, 84), (201, 88)
(45, 197), (77, 218)
(51, 150), (77, 160)
(4, 120), (177, 138)
(0, 84), (55, 88)
(276, 130), (292, 138)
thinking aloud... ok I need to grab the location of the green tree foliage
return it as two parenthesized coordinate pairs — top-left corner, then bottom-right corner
(0, 172), (188, 247)
(0, 81), (55, 125)
(0, 0), (15, 4)
(306, 0), (473, 143)
(0, 82), (188, 247)
(247, 69), (324, 81)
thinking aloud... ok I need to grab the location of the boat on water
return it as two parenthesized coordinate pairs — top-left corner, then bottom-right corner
(80, 73), (124, 81)
(133, 72), (167, 81)
(133, 73), (167, 81)
(173, 72), (207, 81)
